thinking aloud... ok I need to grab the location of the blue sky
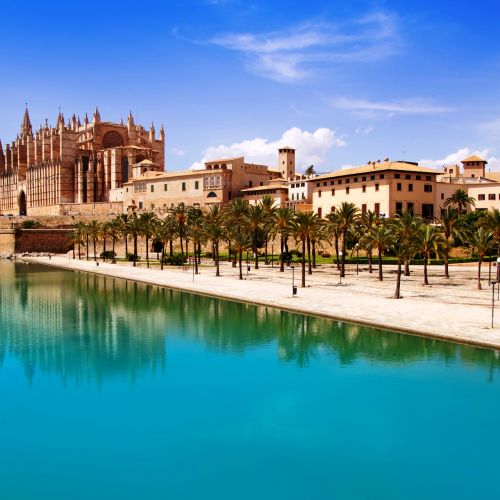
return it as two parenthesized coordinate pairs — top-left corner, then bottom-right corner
(1, 0), (500, 172)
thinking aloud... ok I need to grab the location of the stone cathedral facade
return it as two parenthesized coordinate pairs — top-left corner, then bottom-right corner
(0, 108), (165, 216)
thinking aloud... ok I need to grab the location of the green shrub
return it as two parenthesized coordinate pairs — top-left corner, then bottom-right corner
(126, 252), (138, 262)
(162, 253), (187, 266)
(19, 219), (42, 229)
(100, 250), (116, 261)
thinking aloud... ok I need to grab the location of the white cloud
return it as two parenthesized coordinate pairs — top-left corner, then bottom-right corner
(172, 147), (185, 157)
(332, 97), (452, 117)
(210, 12), (399, 83)
(419, 147), (500, 171)
(191, 127), (345, 170)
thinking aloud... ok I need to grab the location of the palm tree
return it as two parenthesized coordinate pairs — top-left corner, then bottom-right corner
(203, 205), (225, 277)
(390, 220), (416, 299)
(418, 224), (440, 285)
(99, 222), (110, 260)
(467, 227), (495, 290)
(72, 221), (86, 260)
(367, 222), (393, 281)
(139, 211), (158, 269)
(187, 208), (205, 274)
(291, 211), (316, 288)
(480, 208), (500, 257)
(229, 226), (251, 280)
(325, 211), (341, 269)
(116, 213), (130, 258)
(435, 235), (454, 279)
(336, 202), (359, 277)
(444, 188), (476, 214)
(107, 218), (121, 260)
(127, 212), (142, 267)
(305, 165), (316, 178)
(274, 207), (293, 272)
(308, 216), (324, 271)
(245, 203), (265, 269)
(360, 210), (378, 273)
(86, 220), (101, 262)
(260, 195), (276, 264)
(170, 203), (189, 255)
(396, 211), (424, 276)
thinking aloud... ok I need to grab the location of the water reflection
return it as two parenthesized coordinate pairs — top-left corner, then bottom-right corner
(0, 261), (499, 385)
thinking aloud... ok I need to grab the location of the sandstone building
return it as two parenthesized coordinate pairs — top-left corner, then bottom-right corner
(0, 108), (164, 216)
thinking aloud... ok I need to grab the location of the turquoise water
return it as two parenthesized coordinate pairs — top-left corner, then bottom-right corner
(1, 262), (499, 499)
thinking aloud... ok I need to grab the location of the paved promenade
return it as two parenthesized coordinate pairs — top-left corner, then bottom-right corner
(23, 255), (500, 350)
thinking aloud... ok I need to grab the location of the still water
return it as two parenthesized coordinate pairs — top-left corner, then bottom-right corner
(0, 262), (499, 499)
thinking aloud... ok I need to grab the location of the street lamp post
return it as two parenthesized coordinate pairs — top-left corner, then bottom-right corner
(489, 252), (492, 285)
(496, 258), (500, 300)
(338, 251), (343, 285)
(271, 243), (274, 268)
(291, 265), (297, 295)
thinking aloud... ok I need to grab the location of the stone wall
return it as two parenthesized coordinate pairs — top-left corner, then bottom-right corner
(0, 229), (72, 254)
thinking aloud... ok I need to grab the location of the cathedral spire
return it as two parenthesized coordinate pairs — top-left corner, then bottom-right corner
(159, 124), (165, 141)
(57, 110), (65, 130)
(21, 105), (33, 136)
(93, 107), (101, 124)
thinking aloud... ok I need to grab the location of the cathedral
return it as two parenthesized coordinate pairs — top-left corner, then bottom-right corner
(0, 108), (165, 215)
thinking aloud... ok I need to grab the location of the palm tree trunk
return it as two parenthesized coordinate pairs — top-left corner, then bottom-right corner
(404, 259), (410, 276)
(478, 259), (483, 290)
(335, 236), (340, 270)
(368, 249), (373, 273)
(125, 237), (128, 258)
(133, 235), (138, 267)
(186, 239), (189, 260)
(378, 248), (383, 281)
(198, 242), (202, 264)
(194, 244), (199, 275)
(161, 247), (164, 270)
(102, 238), (107, 261)
(424, 255), (429, 285)
(238, 250), (243, 280)
(312, 240), (317, 269)
(341, 231), (347, 277)
(215, 241), (220, 277)
(394, 260), (402, 298)
(254, 242), (259, 269)
(86, 235), (89, 261)
(78, 241), (81, 260)
(93, 238), (97, 261)
(169, 239), (173, 256)
(264, 235), (268, 264)
(444, 256), (449, 279)
(307, 237), (312, 275)
(280, 235), (285, 272)
(301, 239), (306, 287)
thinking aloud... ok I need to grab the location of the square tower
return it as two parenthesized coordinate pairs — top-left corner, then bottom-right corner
(462, 155), (487, 178)
(279, 147), (295, 180)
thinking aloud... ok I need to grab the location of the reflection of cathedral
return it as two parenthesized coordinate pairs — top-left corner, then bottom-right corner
(0, 108), (164, 215)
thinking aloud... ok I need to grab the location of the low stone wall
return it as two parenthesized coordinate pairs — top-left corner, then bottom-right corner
(0, 229), (72, 254)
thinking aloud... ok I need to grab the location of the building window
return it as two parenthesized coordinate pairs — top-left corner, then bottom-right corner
(488, 193), (496, 200)
(138, 201), (143, 209)
(362, 204), (367, 213)
(182, 182), (186, 191)
(301, 183), (305, 187)
(354, 177), (358, 182)
(249, 181), (253, 188)
(478, 194), (485, 200)
(407, 202), (414, 214)
(126, 188), (129, 192)
(291, 193), (294, 201)
(396, 202), (403, 215)
(318, 190), (322, 198)
(380, 174), (385, 179)
(228, 191), (232, 200)
(395, 173), (401, 179)
(318, 207), (322, 218)
(195, 181), (199, 189)
(422, 204), (434, 218)
(164, 184), (167, 191)
(331, 189), (335, 196)
(150, 185), (154, 192)
(346, 187), (350, 195)
(405, 174), (411, 179)
(441, 193), (444, 199)
(323, 182), (327, 186)
(426, 176), (432, 181)
(375, 184), (379, 191)
(408, 184), (413, 192)
(362, 176), (366, 181)
(370, 175), (375, 180)
(316, 182), (320, 187)
(374, 203), (380, 215)
(260, 182), (263, 186)
(416, 175), (421, 180)
(151, 203), (155, 209)
(362, 185), (366, 193)
(330, 206), (335, 213)
(346, 178), (350, 183)
(338, 179), (342, 184)
(397, 183), (402, 191)
(424, 184), (432, 193)
(472, 174), (476, 178)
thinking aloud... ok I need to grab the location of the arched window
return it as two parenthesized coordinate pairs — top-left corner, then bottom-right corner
(207, 191), (217, 198)
(103, 131), (124, 149)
